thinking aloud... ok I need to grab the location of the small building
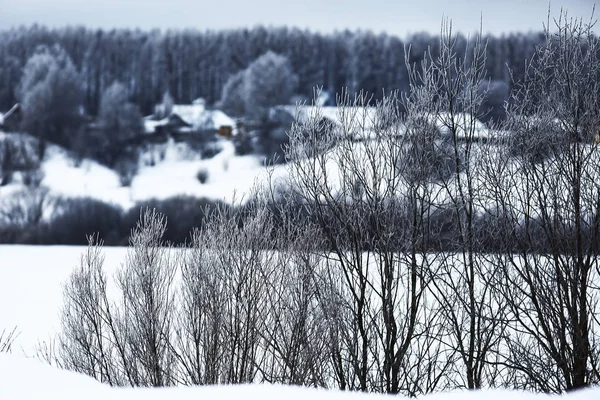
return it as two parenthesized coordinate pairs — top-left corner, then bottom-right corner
(144, 98), (236, 138)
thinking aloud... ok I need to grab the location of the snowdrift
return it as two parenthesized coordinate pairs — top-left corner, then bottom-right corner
(1, 352), (598, 400)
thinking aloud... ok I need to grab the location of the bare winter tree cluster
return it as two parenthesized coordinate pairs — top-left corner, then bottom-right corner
(53, 203), (330, 387)
(53, 14), (600, 394)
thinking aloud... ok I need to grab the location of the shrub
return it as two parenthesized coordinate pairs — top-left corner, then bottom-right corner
(114, 150), (139, 187)
(201, 143), (222, 159)
(122, 196), (228, 245)
(39, 197), (124, 245)
(0, 327), (18, 353)
(58, 212), (177, 386)
(0, 133), (41, 186)
(196, 168), (209, 184)
(0, 186), (54, 243)
(233, 131), (253, 156)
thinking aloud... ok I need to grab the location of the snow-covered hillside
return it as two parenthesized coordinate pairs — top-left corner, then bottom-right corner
(1, 352), (598, 400)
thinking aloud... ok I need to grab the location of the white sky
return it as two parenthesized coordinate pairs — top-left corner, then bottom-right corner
(0, 0), (597, 37)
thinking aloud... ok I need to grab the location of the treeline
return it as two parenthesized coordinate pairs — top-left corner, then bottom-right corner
(0, 25), (544, 116)
(0, 190), (227, 246)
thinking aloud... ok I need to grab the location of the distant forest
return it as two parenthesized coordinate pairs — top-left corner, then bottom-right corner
(0, 25), (546, 116)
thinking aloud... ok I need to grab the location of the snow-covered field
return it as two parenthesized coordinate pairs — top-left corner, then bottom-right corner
(0, 245), (125, 352)
(1, 351), (599, 399)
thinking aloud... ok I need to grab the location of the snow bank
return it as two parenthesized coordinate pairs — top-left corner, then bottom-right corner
(0, 352), (598, 400)
(0, 353), (108, 399)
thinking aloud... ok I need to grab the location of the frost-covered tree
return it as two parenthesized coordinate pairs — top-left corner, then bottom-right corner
(154, 90), (173, 120)
(492, 13), (600, 392)
(219, 52), (298, 120)
(96, 81), (143, 166)
(218, 70), (246, 117)
(243, 51), (298, 120)
(17, 44), (84, 157)
(0, 25), (551, 115)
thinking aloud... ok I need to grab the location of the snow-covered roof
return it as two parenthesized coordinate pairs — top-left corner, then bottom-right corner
(143, 106), (236, 135)
(171, 105), (235, 130)
(417, 112), (490, 139)
(143, 117), (169, 134)
(278, 105), (378, 129)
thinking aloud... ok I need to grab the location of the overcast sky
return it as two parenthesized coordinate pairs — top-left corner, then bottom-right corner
(0, 0), (597, 37)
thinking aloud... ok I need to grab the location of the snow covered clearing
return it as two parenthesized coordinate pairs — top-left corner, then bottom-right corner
(0, 138), (287, 211)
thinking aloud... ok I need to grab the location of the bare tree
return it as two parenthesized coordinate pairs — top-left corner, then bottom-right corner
(174, 198), (280, 385)
(58, 209), (178, 387)
(285, 88), (442, 394)
(0, 186), (55, 242)
(59, 234), (117, 384)
(257, 188), (331, 387)
(116, 208), (177, 386)
(403, 22), (508, 390)
(492, 11), (600, 392)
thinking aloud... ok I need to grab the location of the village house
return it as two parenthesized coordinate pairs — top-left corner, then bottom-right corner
(144, 98), (236, 139)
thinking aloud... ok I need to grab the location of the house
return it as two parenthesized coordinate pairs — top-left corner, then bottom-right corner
(144, 98), (236, 138)
(429, 112), (490, 140)
(273, 104), (380, 141)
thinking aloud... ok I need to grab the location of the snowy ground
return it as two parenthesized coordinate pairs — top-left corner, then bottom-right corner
(0, 137), (287, 211)
(1, 351), (599, 399)
(0, 245), (126, 353)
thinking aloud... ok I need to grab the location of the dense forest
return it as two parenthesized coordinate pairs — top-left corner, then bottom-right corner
(0, 25), (545, 116)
